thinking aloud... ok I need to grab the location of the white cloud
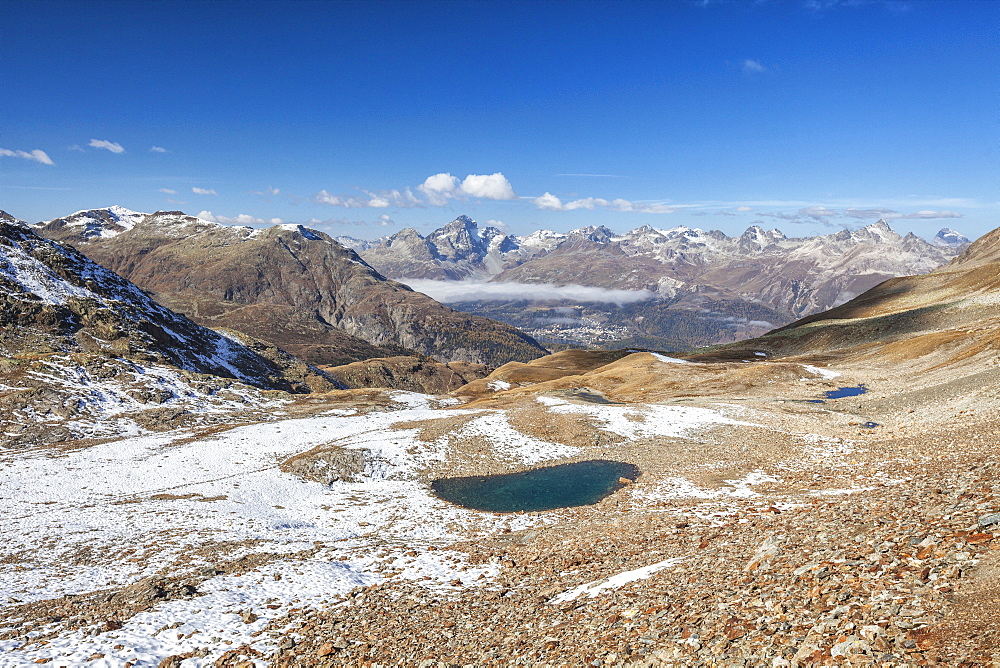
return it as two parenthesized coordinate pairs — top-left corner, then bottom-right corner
(533, 192), (565, 211)
(198, 211), (284, 226)
(844, 207), (895, 219)
(736, 205), (753, 212)
(318, 172), (514, 210)
(192, 187), (218, 195)
(252, 186), (281, 196)
(300, 216), (390, 230)
(609, 198), (676, 214)
(417, 172), (516, 204)
(316, 188), (420, 209)
(158, 187), (178, 194)
(742, 59), (766, 73)
(885, 210), (963, 220)
(418, 173), (462, 205)
(532, 192), (675, 214)
(149, 146), (168, 153)
(757, 211), (804, 222)
(460, 172), (516, 200)
(67, 144), (85, 152)
(402, 279), (656, 305)
(88, 139), (125, 153)
(316, 190), (359, 207)
(799, 206), (837, 221)
(0, 148), (54, 165)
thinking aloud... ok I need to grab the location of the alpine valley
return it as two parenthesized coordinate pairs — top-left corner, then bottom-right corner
(2, 205), (999, 668)
(351, 215), (969, 350)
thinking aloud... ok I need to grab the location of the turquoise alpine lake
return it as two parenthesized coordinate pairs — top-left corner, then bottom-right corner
(807, 384), (868, 403)
(430, 459), (640, 513)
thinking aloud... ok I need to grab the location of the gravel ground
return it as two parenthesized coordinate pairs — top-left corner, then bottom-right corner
(4, 356), (999, 667)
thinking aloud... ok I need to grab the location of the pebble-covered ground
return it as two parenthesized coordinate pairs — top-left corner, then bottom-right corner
(256, 415), (1000, 667)
(2, 358), (998, 667)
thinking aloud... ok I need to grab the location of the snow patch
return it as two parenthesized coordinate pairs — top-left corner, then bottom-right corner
(650, 352), (693, 365)
(632, 470), (780, 501)
(549, 557), (685, 604)
(0, 397), (552, 664)
(536, 397), (752, 440)
(801, 364), (841, 380)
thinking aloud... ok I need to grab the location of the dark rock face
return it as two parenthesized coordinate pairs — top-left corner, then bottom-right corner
(35, 211), (546, 367)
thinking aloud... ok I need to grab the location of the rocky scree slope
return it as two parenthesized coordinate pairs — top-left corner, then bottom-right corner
(35, 209), (547, 368)
(0, 212), (319, 391)
(0, 212), (340, 447)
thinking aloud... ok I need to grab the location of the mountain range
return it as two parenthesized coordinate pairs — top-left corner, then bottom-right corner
(33, 208), (547, 369)
(352, 215), (969, 349)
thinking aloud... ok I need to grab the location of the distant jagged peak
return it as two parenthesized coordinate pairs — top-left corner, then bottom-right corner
(567, 224), (615, 243)
(452, 213), (476, 227)
(741, 224), (785, 239)
(860, 218), (899, 240)
(932, 227), (971, 248)
(657, 225), (709, 240)
(434, 214), (480, 238)
(738, 224), (786, 248)
(387, 227), (424, 240)
(479, 222), (510, 241)
(520, 228), (565, 242)
(830, 219), (901, 244)
(333, 234), (375, 252)
(619, 224), (666, 241)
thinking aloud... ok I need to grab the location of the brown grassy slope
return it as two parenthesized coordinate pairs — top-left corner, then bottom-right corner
(687, 224), (1000, 372)
(320, 356), (488, 394)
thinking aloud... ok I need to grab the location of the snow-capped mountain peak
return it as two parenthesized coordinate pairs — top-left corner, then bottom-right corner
(37, 205), (148, 241)
(932, 227), (971, 248)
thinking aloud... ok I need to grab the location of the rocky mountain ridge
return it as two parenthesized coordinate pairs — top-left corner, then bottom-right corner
(33, 208), (548, 368)
(357, 216), (969, 350)
(362, 216), (965, 317)
(1, 211), (320, 392)
(358, 215), (530, 280)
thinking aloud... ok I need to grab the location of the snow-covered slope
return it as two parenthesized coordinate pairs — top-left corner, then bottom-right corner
(1, 212), (327, 395)
(37, 205), (148, 241)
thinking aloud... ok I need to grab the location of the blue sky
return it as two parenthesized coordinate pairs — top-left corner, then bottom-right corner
(2, 0), (996, 240)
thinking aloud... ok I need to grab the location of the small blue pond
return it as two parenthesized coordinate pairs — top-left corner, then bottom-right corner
(430, 459), (640, 513)
(807, 384), (868, 403)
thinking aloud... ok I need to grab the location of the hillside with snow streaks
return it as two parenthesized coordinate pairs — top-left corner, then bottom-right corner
(0, 214), (338, 448)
